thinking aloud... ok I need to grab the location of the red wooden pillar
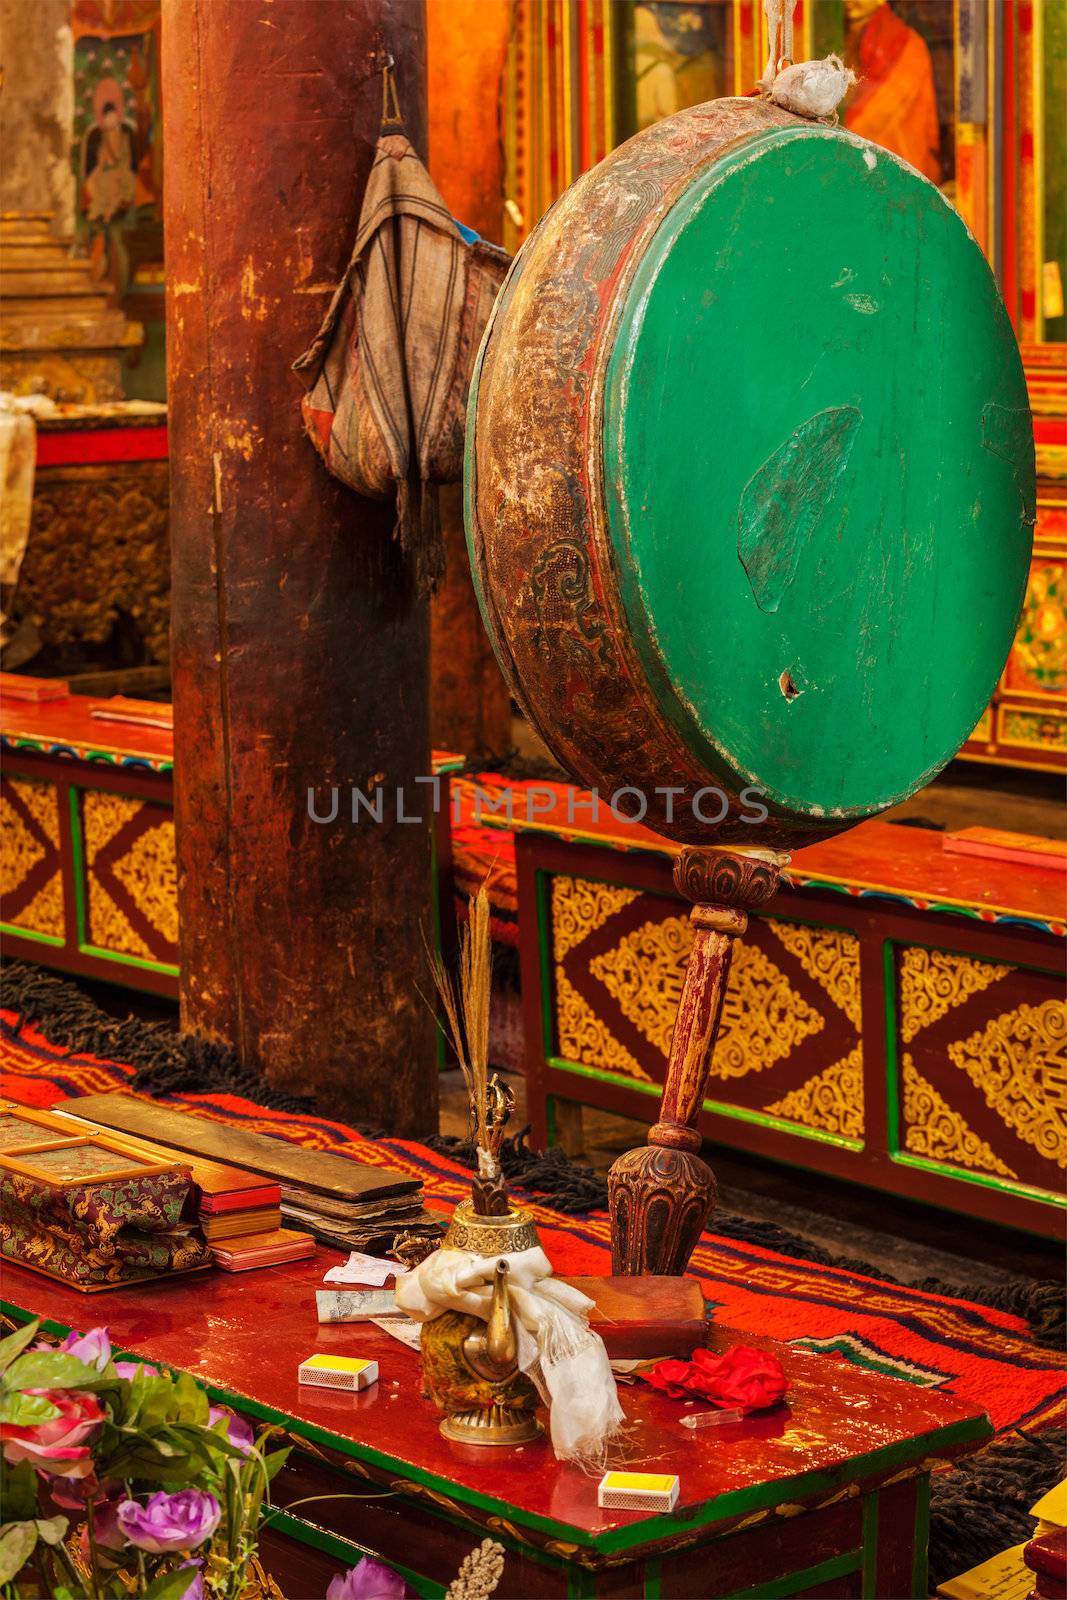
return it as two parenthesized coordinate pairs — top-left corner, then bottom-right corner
(162, 0), (437, 1136)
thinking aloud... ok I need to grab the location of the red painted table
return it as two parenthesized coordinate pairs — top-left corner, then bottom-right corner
(2, 1257), (990, 1598)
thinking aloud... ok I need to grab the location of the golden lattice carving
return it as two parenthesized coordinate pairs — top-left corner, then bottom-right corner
(550, 875), (640, 961)
(769, 920), (862, 1029)
(947, 1001), (1067, 1169)
(0, 778), (64, 936)
(765, 1045), (865, 1140)
(902, 1054), (1017, 1179)
(712, 942), (825, 1079)
(16, 461), (170, 662)
(111, 821), (178, 949)
(554, 968), (651, 1082)
(82, 791), (175, 960)
(590, 914), (691, 1056)
(899, 947), (1011, 1042)
(587, 914), (824, 1077)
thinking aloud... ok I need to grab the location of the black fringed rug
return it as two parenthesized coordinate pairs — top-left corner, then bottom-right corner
(2, 960), (1064, 1592)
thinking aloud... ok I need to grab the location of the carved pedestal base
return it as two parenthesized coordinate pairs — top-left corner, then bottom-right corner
(609, 1143), (717, 1276)
(609, 846), (785, 1275)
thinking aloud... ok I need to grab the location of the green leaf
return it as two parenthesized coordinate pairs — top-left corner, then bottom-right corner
(0, 1523), (37, 1586)
(171, 1372), (208, 1427)
(0, 1391), (60, 1426)
(4, 1351), (100, 1392)
(0, 1459), (39, 1521)
(0, 1321), (38, 1377)
(263, 1446), (290, 1483)
(141, 1565), (201, 1600)
(32, 1515), (67, 1547)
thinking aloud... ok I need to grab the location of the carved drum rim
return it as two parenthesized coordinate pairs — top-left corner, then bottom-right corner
(465, 97), (1034, 849)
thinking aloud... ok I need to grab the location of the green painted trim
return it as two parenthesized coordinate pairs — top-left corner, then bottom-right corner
(261, 1508), (445, 1598)
(861, 1493), (879, 1597)
(68, 787), (87, 947)
(891, 1151), (1067, 1208)
(0, 1299), (990, 1562)
(643, 1556), (662, 1599)
(545, 1058), (862, 1151)
(534, 869), (557, 1064)
(0, 922), (65, 948)
(76, 943), (180, 977)
(699, 1097), (863, 1152)
(84, 750), (118, 765)
(725, 1549), (862, 1600)
(912, 1475), (931, 1598)
(884, 939), (901, 1154)
(547, 1055), (663, 1099)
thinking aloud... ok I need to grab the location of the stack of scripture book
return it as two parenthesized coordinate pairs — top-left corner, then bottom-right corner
(51, 1095), (438, 1261)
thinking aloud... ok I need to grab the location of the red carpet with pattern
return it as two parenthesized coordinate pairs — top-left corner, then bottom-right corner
(2, 1009), (1063, 1442)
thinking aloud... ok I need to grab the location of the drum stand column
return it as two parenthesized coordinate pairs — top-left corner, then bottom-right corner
(608, 845), (787, 1275)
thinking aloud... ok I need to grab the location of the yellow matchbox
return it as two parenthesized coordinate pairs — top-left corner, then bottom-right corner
(597, 1471), (679, 1512)
(297, 1354), (379, 1391)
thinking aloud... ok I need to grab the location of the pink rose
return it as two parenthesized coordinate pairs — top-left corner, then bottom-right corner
(60, 1328), (112, 1372)
(1, 1389), (104, 1479)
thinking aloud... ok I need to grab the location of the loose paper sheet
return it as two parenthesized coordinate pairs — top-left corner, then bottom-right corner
(323, 1251), (409, 1286)
(936, 1543), (1031, 1600)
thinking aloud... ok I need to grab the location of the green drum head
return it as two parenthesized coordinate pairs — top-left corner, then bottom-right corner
(604, 124), (1034, 823)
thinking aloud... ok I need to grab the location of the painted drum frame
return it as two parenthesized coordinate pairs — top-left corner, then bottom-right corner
(465, 97), (1036, 849)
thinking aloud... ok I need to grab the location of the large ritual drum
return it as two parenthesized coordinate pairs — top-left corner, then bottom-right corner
(465, 98), (1035, 848)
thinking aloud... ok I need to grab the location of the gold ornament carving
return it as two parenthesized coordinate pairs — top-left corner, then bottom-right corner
(550, 875), (639, 961)
(712, 942), (824, 1079)
(0, 778), (64, 936)
(899, 947), (1011, 1042)
(111, 821), (178, 949)
(765, 1045), (865, 1140)
(590, 914), (692, 1057)
(554, 969), (651, 1082)
(579, 908), (824, 1078)
(769, 920), (862, 1029)
(82, 791), (176, 960)
(902, 1055), (1017, 1179)
(947, 1001), (1067, 1169)
(16, 461), (170, 663)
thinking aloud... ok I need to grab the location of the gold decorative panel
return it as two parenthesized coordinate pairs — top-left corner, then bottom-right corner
(902, 1055), (1017, 1179)
(899, 947), (1011, 1042)
(82, 790), (178, 964)
(0, 776), (64, 938)
(948, 1000), (1067, 1169)
(766, 1045), (865, 1142)
(548, 874), (864, 1139)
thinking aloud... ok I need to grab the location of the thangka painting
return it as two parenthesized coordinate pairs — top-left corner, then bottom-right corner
(71, 0), (163, 299)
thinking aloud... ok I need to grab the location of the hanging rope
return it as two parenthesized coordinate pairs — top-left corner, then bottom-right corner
(759, 0), (856, 122)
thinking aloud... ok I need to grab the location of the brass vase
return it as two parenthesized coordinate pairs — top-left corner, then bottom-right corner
(419, 1199), (543, 1446)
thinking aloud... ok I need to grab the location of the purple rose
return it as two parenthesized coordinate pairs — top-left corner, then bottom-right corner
(117, 1489), (221, 1553)
(178, 1561), (204, 1600)
(60, 1327), (112, 1371)
(327, 1556), (408, 1600)
(208, 1405), (254, 1455)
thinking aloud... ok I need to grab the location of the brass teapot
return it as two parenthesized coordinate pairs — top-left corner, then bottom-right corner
(419, 1199), (543, 1446)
